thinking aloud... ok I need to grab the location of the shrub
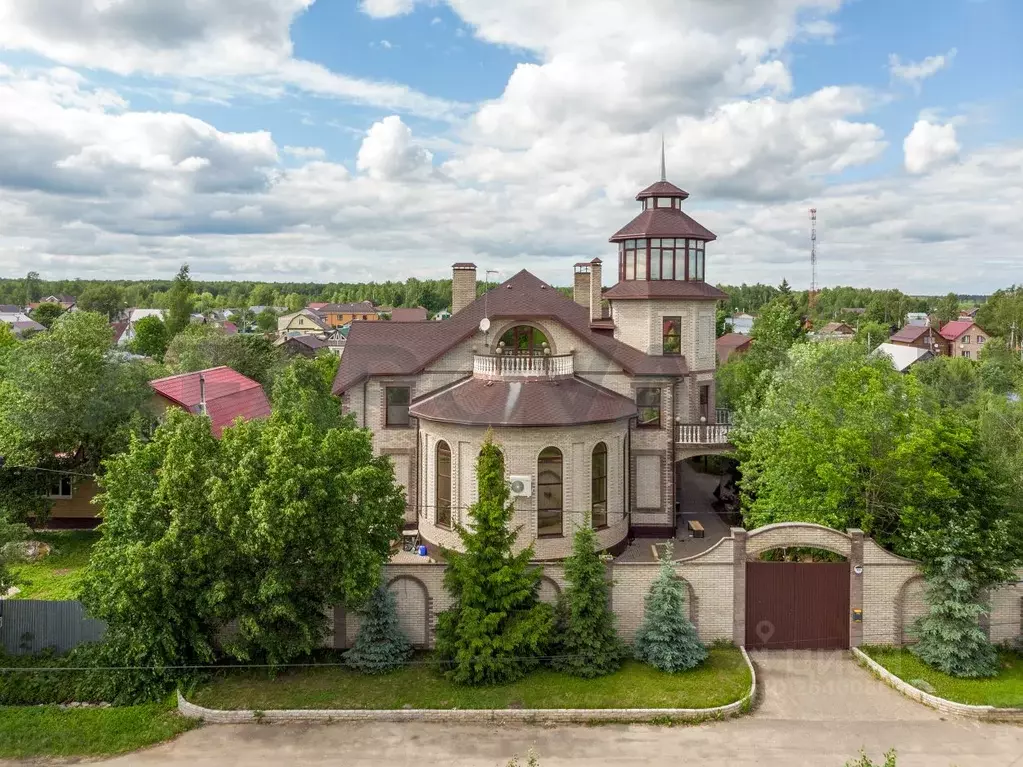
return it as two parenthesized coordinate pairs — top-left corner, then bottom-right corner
(345, 585), (412, 674)
(845, 748), (896, 767)
(633, 542), (707, 672)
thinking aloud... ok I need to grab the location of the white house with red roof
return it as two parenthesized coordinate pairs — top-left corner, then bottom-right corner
(149, 366), (271, 438)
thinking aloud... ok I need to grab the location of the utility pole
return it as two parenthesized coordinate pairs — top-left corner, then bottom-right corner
(809, 208), (818, 312)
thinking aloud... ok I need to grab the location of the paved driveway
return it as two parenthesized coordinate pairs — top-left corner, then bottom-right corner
(11, 651), (1023, 767)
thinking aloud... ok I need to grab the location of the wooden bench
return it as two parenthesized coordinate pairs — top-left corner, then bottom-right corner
(688, 520), (705, 539)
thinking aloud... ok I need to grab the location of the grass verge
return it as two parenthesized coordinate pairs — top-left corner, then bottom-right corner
(9, 530), (100, 600)
(0, 703), (198, 759)
(861, 646), (1023, 708)
(191, 647), (750, 711)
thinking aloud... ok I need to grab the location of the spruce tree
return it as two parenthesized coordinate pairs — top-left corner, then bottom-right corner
(345, 585), (412, 674)
(910, 554), (998, 678)
(434, 436), (554, 685)
(552, 524), (623, 677)
(633, 542), (708, 672)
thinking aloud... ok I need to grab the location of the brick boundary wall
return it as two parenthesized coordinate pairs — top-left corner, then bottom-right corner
(852, 648), (1023, 721)
(176, 647), (755, 724)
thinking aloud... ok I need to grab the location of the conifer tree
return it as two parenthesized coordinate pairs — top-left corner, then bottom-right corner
(552, 525), (623, 677)
(345, 585), (412, 674)
(910, 554), (999, 678)
(434, 435), (554, 685)
(633, 542), (707, 672)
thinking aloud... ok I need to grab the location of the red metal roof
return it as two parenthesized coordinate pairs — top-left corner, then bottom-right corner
(149, 366), (270, 438)
(333, 270), (690, 395)
(409, 377), (637, 427)
(610, 208), (716, 242)
(222, 322), (238, 335)
(938, 320), (980, 341)
(636, 180), (689, 200)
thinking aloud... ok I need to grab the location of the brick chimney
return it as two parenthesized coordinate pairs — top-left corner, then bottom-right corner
(589, 258), (603, 322)
(573, 263), (591, 307)
(451, 262), (477, 315)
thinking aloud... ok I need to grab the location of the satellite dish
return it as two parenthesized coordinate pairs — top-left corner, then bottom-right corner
(479, 317), (491, 333)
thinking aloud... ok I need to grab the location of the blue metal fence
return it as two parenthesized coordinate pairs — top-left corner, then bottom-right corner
(0, 600), (107, 655)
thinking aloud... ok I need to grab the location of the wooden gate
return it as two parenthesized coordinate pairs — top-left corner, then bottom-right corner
(745, 562), (850, 650)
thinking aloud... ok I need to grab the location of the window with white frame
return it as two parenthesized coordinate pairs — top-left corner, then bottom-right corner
(47, 474), (72, 499)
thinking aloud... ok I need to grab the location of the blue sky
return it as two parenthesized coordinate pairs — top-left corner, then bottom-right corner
(0, 0), (1020, 292)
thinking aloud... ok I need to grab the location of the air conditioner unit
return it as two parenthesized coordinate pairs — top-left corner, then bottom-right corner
(508, 475), (533, 497)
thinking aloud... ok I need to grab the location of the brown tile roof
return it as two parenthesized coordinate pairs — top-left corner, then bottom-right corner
(610, 208), (716, 242)
(716, 333), (752, 350)
(603, 280), (728, 301)
(388, 307), (428, 322)
(890, 324), (930, 344)
(636, 180), (689, 200)
(318, 301), (378, 315)
(819, 322), (854, 335)
(409, 377), (637, 427)
(332, 270), (690, 394)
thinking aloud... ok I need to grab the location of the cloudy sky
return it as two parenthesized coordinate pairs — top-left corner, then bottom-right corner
(0, 0), (1020, 293)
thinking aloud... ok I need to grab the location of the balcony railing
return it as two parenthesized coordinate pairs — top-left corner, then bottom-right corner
(677, 422), (732, 445)
(473, 353), (574, 380)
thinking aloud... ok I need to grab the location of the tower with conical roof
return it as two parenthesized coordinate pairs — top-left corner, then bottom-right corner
(605, 153), (728, 422)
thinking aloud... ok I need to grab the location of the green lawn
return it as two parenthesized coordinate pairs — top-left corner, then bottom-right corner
(192, 648), (751, 711)
(862, 647), (1023, 708)
(9, 530), (100, 600)
(0, 704), (198, 759)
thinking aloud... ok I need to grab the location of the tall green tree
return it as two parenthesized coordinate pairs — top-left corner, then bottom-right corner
(932, 292), (960, 327)
(854, 320), (891, 350)
(78, 284), (126, 320)
(83, 400), (405, 670)
(633, 542), (707, 672)
(165, 264), (194, 337)
(552, 525), (623, 677)
(910, 356), (981, 412)
(255, 308), (278, 333)
(23, 271), (41, 304)
(716, 295), (805, 411)
(164, 324), (281, 385)
(31, 302), (65, 328)
(978, 337), (1023, 394)
(975, 285), (1023, 339)
(127, 315), (169, 360)
(435, 437), (554, 685)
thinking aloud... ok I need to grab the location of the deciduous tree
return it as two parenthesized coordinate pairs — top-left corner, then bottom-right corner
(127, 315), (169, 360)
(435, 437), (554, 685)
(78, 284), (126, 320)
(31, 302), (65, 328)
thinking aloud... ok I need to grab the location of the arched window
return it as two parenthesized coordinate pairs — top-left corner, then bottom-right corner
(591, 442), (608, 529)
(436, 441), (451, 528)
(537, 447), (563, 537)
(499, 325), (549, 356)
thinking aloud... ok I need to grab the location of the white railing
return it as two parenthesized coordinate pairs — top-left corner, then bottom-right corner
(473, 353), (574, 379)
(677, 423), (732, 445)
(716, 408), (732, 425)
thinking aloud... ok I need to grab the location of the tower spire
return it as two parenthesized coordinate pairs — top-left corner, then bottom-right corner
(660, 135), (666, 182)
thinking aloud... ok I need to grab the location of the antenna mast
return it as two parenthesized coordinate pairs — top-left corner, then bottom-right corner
(809, 207), (818, 310)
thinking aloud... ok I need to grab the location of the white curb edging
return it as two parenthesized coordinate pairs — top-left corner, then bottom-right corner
(852, 647), (1023, 721)
(178, 647), (756, 724)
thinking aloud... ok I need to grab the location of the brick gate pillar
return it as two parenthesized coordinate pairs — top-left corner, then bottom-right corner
(848, 528), (864, 647)
(731, 527), (748, 646)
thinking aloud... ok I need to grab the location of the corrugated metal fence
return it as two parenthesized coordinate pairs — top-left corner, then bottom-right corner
(0, 600), (107, 655)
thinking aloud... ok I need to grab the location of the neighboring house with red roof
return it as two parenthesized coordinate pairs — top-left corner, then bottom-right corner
(889, 323), (947, 356)
(716, 333), (752, 363)
(149, 367), (271, 438)
(333, 168), (729, 561)
(938, 319), (989, 360)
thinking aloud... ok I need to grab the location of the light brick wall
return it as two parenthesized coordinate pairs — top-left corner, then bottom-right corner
(609, 298), (716, 370)
(417, 421), (630, 559)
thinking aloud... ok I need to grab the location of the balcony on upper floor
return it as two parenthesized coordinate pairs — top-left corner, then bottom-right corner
(676, 410), (733, 446)
(473, 352), (575, 380)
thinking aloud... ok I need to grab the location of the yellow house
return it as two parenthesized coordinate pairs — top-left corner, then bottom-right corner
(277, 309), (329, 338)
(44, 473), (102, 529)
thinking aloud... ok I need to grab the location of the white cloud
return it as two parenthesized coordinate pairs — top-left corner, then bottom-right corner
(903, 119), (960, 174)
(360, 0), (423, 17)
(0, 0), (460, 118)
(356, 116), (434, 180)
(889, 49), (957, 91)
(283, 145), (326, 160)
